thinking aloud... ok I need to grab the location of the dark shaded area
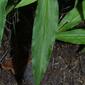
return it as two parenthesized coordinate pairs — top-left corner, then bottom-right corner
(10, 3), (37, 85)
(58, 0), (75, 13)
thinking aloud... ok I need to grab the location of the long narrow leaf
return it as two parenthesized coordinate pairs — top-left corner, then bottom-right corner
(82, 0), (85, 19)
(6, 5), (15, 15)
(74, 0), (78, 7)
(15, 0), (37, 8)
(56, 29), (85, 44)
(58, 8), (81, 32)
(32, 0), (58, 85)
(0, 0), (8, 45)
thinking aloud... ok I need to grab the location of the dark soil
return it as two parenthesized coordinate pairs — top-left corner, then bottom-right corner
(0, 0), (85, 85)
(1, 41), (85, 85)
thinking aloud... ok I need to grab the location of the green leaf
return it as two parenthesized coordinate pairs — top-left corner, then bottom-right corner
(82, 0), (85, 19)
(6, 5), (15, 15)
(56, 29), (85, 44)
(0, 0), (8, 45)
(32, 0), (58, 85)
(15, 0), (37, 8)
(74, 0), (78, 7)
(58, 8), (81, 32)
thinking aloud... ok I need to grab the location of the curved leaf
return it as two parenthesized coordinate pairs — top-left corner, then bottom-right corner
(0, 0), (8, 45)
(58, 8), (81, 32)
(58, 0), (85, 32)
(56, 29), (85, 44)
(15, 0), (37, 8)
(32, 0), (58, 85)
(6, 5), (15, 15)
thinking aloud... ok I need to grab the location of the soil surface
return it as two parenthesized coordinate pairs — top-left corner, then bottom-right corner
(1, 41), (85, 85)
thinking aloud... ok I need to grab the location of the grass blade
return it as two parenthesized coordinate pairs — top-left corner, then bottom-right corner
(15, 0), (37, 8)
(74, 0), (78, 7)
(56, 29), (85, 44)
(0, 0), (8, 45)
(32, 0), (58, 85)
(6, 5), (15, 15)
(82, 0), (85, 19)
(58, 8), (81, 32)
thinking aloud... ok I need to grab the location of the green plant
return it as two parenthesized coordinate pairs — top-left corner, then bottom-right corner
(0, 0), (8, 45)
(0, 0), (85, 85)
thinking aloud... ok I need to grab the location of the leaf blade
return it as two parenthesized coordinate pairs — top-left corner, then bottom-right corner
(56, 29), (85, 44)
(15, 0), (37, 8)
(58, 8), (81, 32)
(0, 0), (8, 45)
(82, 0), (85, 19)
(32, 0), (58, 85)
